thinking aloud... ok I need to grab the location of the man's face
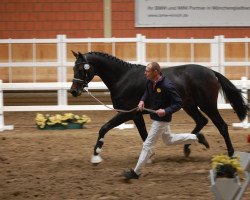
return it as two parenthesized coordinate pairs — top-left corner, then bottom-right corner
(145, 65), (156, 81)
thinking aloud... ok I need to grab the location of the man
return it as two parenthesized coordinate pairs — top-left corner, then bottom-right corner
(123, 62), (209, 180)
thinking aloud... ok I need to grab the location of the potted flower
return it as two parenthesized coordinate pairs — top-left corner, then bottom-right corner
(212, 154), (243, 179)
(35, 113), (91, 130)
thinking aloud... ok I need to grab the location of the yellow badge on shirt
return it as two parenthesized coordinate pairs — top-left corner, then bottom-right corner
(156, 88), (161, 93)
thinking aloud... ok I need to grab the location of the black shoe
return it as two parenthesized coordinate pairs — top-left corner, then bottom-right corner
(196, 132), (210, 149)
(123, 169), (140, 180)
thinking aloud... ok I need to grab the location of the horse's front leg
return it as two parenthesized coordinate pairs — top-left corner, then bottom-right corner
(91, 112), (134, 165)
(133, 112), (148, 141)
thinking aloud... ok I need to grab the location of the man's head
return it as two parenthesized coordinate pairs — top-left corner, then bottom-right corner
(145, 62), (162, 81)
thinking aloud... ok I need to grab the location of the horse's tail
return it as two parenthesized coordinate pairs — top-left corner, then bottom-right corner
(213, 70), (249, 121)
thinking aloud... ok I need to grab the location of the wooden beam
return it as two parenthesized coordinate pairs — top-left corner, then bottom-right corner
(104, 0), (112, 38)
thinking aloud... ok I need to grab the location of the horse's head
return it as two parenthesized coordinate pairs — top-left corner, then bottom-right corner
(70, 51), (95, 97)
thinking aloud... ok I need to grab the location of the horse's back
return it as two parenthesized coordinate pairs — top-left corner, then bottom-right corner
(162, 64), (220, 106)
(163, 64), (216, 81)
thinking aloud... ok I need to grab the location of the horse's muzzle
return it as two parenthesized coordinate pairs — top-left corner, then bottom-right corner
(69, 88), (82, 97)
(69, 81), (88, 97)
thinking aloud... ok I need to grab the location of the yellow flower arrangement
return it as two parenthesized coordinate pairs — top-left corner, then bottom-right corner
(212, 154), (243, 178)
(35, 113), (91, 129)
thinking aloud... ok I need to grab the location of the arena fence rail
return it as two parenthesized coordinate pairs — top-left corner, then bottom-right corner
(1, 34), (250, 131)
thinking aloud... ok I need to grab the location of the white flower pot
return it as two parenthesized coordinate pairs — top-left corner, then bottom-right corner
(209, 170), (241, 200)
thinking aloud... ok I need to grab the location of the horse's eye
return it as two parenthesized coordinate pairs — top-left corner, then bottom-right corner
(78, 66), (84, 70)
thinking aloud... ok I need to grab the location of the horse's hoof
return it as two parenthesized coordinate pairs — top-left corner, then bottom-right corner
(91, 155), (103, 165)
(184, 147), (191, 157)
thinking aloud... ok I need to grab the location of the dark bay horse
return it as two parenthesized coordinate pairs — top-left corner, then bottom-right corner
(70, 51), (248, 164)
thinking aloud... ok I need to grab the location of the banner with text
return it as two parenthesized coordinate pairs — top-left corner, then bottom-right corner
(135, 0), (250, 27)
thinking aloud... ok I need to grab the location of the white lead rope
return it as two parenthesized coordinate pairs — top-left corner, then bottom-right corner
(83, 87), (157, 114)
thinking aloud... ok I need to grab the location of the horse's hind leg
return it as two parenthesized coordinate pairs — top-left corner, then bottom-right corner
(201, 106), (234, 157)
(91, 112), (134, 164)
(183, 105), (209, 157)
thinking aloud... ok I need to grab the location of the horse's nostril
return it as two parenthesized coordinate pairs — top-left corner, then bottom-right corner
(70, 90), (78, 97)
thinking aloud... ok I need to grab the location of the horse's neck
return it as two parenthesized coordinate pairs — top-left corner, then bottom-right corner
(91, 57), (130, 90)
(97, 66), (127, 90)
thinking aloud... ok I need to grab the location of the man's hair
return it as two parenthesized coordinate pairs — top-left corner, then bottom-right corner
(149, 62), (161, 73)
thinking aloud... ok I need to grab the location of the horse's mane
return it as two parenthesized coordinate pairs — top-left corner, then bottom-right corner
(87, 51), (144, 69)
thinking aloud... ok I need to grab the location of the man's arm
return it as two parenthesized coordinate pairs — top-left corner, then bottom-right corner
(164, 82), (182, 115)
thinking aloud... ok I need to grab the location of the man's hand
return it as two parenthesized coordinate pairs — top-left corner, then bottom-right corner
(156, 109), (166, 117)
(138, 101), (145, 111)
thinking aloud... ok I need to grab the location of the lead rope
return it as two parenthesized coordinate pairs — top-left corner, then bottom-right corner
(83, 87), (157, 114)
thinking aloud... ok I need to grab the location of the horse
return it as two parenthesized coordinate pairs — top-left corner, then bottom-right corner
(70, 51), (248, 164)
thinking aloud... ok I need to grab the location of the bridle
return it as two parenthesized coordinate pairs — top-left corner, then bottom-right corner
(72, 55), (91, 86)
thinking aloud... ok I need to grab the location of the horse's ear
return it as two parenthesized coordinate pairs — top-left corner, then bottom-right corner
(78, 52), (84, 59)
(71, 50), (78, 58)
